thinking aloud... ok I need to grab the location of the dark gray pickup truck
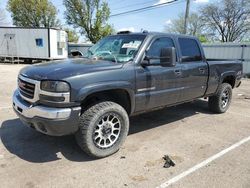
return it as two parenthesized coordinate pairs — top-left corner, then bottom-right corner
(13, 32), (243, 158)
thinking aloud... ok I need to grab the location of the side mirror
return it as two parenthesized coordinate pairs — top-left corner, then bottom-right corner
(141, 47), (176, 67)
(160, 47), (176, 67)
(141, 56), (150, 67)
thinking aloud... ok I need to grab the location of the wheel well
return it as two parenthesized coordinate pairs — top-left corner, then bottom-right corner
(81, 89), (131, 114)
(222, 76), (235, 88)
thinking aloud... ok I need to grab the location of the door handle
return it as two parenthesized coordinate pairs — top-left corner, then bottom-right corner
(174, 69), (181, 75)
(199, 68), (205, 73)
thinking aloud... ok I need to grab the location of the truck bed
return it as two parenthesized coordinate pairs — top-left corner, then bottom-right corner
(205, 60), (242, 96)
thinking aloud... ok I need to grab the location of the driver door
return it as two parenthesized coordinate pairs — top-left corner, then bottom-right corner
(135, 37), (182, 112)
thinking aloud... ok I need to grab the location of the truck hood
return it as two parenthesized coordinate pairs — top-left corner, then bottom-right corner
(19, 58), (123, 80)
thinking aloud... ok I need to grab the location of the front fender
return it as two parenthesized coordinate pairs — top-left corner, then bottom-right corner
(76, 81), (135, 113)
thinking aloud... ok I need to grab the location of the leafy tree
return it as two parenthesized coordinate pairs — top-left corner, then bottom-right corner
(7, 0), (60, 27)
(64, 0), (113, 43)
(200, 0), (250, 42)
(165, 12), (209, 43)
(165, 12), (205, 36)
(198, 35), (208, 43)
(64, 28), (79, 43)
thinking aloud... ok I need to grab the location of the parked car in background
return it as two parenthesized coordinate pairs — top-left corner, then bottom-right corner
(68, 42), (93, 58)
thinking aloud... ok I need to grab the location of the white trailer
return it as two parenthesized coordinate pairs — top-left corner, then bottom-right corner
(0, 27), (68, 63)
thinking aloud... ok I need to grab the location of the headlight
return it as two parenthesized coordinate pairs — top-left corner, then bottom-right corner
(40, 81), (70, 93)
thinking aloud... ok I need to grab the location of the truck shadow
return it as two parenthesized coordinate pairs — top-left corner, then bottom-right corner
(0, 100), (212, 163)
(129, 99), (212, 134)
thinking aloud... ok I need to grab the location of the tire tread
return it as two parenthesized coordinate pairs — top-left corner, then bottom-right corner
(208, 83), (232, 113)
(75, 101), (129, 158)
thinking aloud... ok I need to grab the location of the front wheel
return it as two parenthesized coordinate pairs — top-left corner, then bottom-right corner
(75, 101), (129, 158)
(208, 83), (232, 113)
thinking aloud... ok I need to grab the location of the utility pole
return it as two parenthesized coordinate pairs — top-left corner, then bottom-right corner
(184, 0), (190, 34)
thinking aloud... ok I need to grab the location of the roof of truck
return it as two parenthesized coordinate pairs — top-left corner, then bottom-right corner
(116, 31), (198, 39)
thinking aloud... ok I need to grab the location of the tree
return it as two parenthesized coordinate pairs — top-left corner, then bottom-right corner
(165, 12), (205, 36)
(7, 0), (60, 27)
(198, 35), (208, 43)
(64, 0), (113, 43)
(64, 28), (79, 43)
(200, 0), (250, 42)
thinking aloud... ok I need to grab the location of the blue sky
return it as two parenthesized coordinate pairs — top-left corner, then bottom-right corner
(0, 0), (215, 41)
(108, 0), (212, 32)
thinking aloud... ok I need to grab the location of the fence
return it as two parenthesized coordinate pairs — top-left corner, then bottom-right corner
(202, 43), (250, 75)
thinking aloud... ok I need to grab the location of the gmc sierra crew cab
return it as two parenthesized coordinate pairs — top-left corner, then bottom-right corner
(13, 32), (243, 158)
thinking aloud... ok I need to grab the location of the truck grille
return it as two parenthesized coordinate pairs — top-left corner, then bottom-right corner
(18, 78), (35, 99)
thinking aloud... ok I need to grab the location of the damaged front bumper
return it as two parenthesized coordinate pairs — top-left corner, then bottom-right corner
(12, 90), (81, 136)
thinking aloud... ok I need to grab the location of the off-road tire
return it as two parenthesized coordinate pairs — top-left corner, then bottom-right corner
(208, 83), (232, 113)
(75, 101), (129, 158)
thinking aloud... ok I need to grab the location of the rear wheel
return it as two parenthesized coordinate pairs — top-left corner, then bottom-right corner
(75, 101), (129, 158)
(208, 83), (232, 113)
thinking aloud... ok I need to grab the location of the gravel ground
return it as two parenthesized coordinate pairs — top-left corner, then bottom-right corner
(0, 64), (250, 188)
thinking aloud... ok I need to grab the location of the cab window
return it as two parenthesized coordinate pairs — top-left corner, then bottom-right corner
(178, 38), (202, 62)
(147, 37), (175, 64)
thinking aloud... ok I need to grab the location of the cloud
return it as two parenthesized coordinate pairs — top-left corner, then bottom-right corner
(154, 0), (173, 6)
(194, 0), (209, 3)
(118, 27), (135, 32)
(165, 19), (172, 25)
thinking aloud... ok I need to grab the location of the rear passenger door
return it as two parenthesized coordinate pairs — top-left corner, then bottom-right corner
(178, 38), (208, 101)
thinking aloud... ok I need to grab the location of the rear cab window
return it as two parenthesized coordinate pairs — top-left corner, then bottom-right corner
(178, 38), (202, 62)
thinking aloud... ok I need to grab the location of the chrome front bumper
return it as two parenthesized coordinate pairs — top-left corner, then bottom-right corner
(12, 90), (79, 119)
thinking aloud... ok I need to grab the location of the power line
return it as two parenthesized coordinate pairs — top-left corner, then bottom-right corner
(110, 0), (182, 18)
(111, 0), (157, 11)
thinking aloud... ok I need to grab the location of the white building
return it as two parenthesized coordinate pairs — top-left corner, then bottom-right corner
(0, 27), (68, 62)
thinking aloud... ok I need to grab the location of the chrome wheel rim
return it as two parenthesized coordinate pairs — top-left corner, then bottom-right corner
(221, 89), (230, 108)
(93, 113), (121, 149)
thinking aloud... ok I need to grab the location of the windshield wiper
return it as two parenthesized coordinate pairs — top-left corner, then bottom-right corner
(92, 51), (118, 63)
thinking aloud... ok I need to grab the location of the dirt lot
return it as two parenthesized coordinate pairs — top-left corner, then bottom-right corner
(0, 64), (250, 188)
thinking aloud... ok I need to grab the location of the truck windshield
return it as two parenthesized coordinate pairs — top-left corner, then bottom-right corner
(85, 35), (146, 63)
